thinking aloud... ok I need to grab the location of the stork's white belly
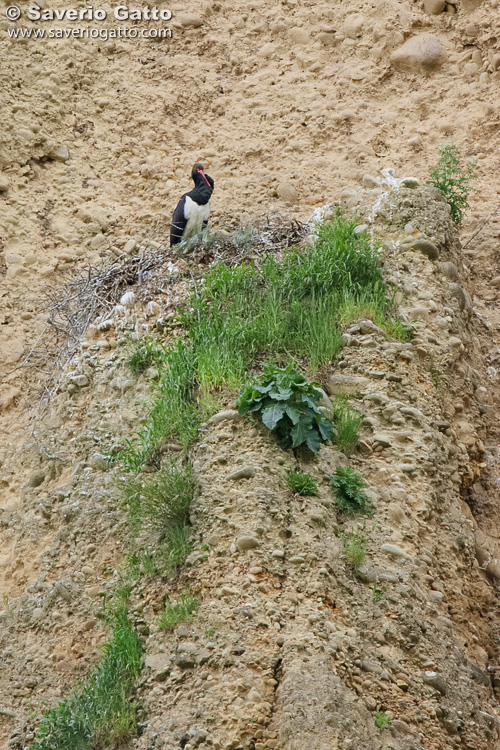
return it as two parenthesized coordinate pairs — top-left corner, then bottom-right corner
(183, 196), (210, 238)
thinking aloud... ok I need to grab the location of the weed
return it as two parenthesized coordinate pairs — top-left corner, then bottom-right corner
(158, 591), (200, 630)
(373, 582), (387, 603)
(427, 140), (477, 225)
(237, 364), (332, 453)
(127, 337), (168, 375)
(374, 710), (392, 730)
(31, 604), (143, 750)
(332, 466), (371, 515)
(341, 524), (368, 574)
(429, 359), (440, 388)
(123, 462), (194, 576)
(331, 395), (362, 453)
(2, 594), (16, 615)
(286, 469), (319, 496)
(205, 628), (216, 638)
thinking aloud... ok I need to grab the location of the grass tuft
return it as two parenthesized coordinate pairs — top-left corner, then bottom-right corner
(331, 395), (363, 452)
(158, 591), (200, 630)
(31, 603), (142, 750)
(123, 461), (195, 575)
(341, 524), (368, 574)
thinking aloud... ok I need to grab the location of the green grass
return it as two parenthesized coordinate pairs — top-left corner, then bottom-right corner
(332, 466), (371, 515)
(121, 210), (409, 471)
(331, 395), (363, 452)
(341, 524), (368, 574)
(286, 469), (319, 496)
(31, 603), (142, 750)
(123, 462), (195, 575)
(374, 709), (392, 730)
(158, 591), (200, 630)
(127, 337), (169, 375)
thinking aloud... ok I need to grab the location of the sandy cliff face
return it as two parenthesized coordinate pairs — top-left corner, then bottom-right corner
(1, 1), (500, 749)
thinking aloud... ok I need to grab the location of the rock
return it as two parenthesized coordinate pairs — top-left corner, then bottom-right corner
(400, 177), (420, 188)
(288, 27), (310, 45)
(423, 671), (447, 695)
(277, 182), (299, 204)
(440, 261), (459, 281)
(123, 238), (137, 255)
(318, 32), (336, 46)
(317, 388), (334, 420)
(327, 374), (369, 395)
(343, 14), (364, 39)
(236, 536), (260, 551)
(381, 543), (410, 559)
(68, 374), (89, 388)
(146, 652), (171, 680)
(227, 466), (256, 480)
(49, 144), (70, 161)
(90, 453), (107, 471)
(361, 658), (382, 674)
(175, 642), (198, 668)
(120, 291), (135, 307)
(28, 470), (45, 488)
(208, 410), (242, 426)
(391, 35), (446, 75)
(178, 13), (203, 27)
(0, 174), (9, 192)
(449, 283), (471, 312)
(485, 559), (500, 580)
(408, 238), (439, 260)
(373, 433), (392, 448)
(424, 0), (446, 13)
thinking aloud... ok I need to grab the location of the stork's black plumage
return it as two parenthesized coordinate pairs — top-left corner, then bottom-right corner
(170, 163), (215, 247)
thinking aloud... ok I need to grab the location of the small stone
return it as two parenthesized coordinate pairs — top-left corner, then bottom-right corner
(227, 466), (256, 480)
(373, 433), (392, 448)
(0, 174), (9, 192)
(288, 27), (310, 45)
(123, 239), (137, 255)
(208, 410), (242, 426)
(343, 14), (365, 39)
(423, 671), (447, 695)
(365, 696), (377, 711)
(381, 543), (410, 559)
(440, 261), (459, 281)
(28, 470), (45, 488)
(178, 13), (203, 27)
(277, 182), (299, 204)
(175, 642), (198, 668)
(409, 239), (439, 260)
(400, 177), (420, 188)
(120, 291), (135, 307)
(391, 34), (446, 75)
(90, 453), (107, 471)
(271, 549), (285, 559)
(68, 374), (89, 387)
(236, 536), (260, 551)
(485, 559), (500, 580)
(289, 556), (306, 564)
(49, 144), (70, 161)
(424, 0), (446, 13)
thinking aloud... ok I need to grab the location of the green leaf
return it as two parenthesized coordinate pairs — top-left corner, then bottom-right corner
(305, 430), (321, 454)
(284, 404), (301, 425)
(318, 418), (332, 441)
(290, 420), (310, 448)
(261, 403), (287, 430)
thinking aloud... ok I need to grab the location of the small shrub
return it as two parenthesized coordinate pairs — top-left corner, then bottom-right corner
(429, 359), (440, 388)
(341, 525), (368, 574)
(286, 469), (318, 496)
(374, 710), (392, 730)
(427, 140), (477, 225)
(158, 591), (200, 630)
(237, 364), (333, 454)
(331, 396), (362, 453)
(332, 466), (371, 515)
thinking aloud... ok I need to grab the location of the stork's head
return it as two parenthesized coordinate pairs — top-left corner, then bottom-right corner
(192, 162), (205, 179)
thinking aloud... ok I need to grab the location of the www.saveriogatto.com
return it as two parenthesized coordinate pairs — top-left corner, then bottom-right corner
(4, 4), (174, 41)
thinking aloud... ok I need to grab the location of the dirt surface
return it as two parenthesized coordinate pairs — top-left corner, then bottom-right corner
(2, 0), (500, 749)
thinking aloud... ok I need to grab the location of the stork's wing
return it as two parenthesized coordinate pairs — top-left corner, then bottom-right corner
(170, 197), (187, 246)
